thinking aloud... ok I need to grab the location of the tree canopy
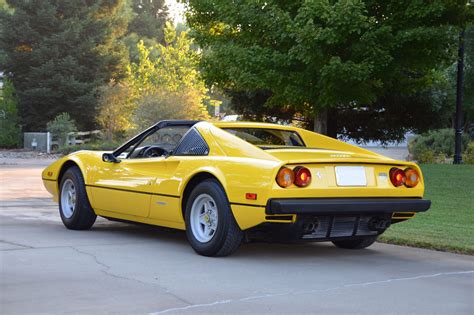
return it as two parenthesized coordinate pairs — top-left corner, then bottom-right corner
(0, 78), (21, 147)
(124, 0), (169, 63)
(97, 22), (210, 136)
(128, 0), (168, 40)
(186, 0), (472, 141)
(0, 0), (129, 131)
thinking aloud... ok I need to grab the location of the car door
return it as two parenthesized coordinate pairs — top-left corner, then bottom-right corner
(89, 157), (164, 217)
(88, 125), (190, 218)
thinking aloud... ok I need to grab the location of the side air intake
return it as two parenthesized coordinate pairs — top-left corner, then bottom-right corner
(173, 128), (209, 156)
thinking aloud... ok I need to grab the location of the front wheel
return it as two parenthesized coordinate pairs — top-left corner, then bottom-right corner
(59, 166), (96, 230)
(185, 179), (243, 257)
(332, 236), (378, 249)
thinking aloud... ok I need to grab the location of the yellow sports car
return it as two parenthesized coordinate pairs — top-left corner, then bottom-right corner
(42, 120), (431, 256)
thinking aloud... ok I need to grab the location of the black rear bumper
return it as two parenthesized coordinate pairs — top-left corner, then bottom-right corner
(266, 198), (431, 215)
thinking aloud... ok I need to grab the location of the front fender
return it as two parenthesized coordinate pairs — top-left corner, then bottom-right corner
(41, 151), (104, 201)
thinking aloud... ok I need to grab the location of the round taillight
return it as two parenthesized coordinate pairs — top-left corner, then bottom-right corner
(404, 168), (420, 187)
(293, 166), (312, 187)
(276, 167), (294, 188)
(389, 167), (406, 187)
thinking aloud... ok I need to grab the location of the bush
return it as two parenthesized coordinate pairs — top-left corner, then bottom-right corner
(0, 79), (21, 148)
(463, 142), (474, 164)
(57, 140), (123, 155)
(133, 87), (209, 128)
(414, 148), (436, 164)
(46, 113), (77, 147)
(96, 83), (135, 140)
(410, 129), (470, 162)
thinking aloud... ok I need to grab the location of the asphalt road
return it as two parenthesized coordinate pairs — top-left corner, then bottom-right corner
(1, 158), (473, 315)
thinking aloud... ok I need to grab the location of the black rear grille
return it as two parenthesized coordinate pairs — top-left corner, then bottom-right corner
(302, 215), (379, 240)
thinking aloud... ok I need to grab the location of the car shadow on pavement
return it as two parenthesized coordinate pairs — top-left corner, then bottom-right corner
(86, 219), (389, 260)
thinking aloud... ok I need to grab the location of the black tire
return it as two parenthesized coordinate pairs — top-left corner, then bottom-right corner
(332, 236), (378, 249)
(58, 166), (96, 230)
(185, 179), (243, 257)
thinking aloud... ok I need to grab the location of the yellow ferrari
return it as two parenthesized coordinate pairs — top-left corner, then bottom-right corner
(42, 120), (430, 256)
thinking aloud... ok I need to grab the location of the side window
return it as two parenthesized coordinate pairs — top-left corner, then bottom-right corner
(173, 128), (209, 156)
(129, 126), (190, 158)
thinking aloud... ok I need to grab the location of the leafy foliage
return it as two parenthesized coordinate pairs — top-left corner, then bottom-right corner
(46, 112), (77, 147)
(127, 22), (210, 126)
(0, 0), (130, 131)
(134, 87), (210, 127)
(96, 83), (134, 140)
(462, 142), (474, 164)
(128, 0), (168, 40)
(186, 0), (471, 140)
(56, 139), (122, 155)
(124, 0), (169, 63)
(0, 78), (21, 147)
(463, 27), (474, 127)
(409, 128), (471, 162)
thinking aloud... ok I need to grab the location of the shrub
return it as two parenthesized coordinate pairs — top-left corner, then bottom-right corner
(409, 129), (470, 162)
(96, 83), (135, 141)
(46, 113), (77, 147)
(0, 79), (21, 148)
(57, 140), (122, 155)
(414, 148), (436, 164)
(463, 142), (474, 164)
(133, 87), (210, 128)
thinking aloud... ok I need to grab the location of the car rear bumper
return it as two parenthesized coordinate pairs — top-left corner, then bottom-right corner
(266, 198), (431, 215)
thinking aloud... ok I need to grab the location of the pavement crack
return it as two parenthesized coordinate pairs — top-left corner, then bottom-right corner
(70, 246), (191, 306)
(148, 270), (474, 315)
(0, 239), (34, 249)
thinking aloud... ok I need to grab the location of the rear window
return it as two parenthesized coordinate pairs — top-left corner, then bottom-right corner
(222, 128), (305, 147)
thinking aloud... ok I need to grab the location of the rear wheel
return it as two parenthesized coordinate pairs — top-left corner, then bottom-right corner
(185, 179), (243, 257)
(59, 166), (96, 230)
(332, 236), (378, 249)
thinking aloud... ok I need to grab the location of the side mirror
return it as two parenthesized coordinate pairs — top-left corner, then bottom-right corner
(102, 153), (121, 163)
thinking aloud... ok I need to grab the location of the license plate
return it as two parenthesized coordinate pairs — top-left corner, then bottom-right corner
(335, 166), (367, 186)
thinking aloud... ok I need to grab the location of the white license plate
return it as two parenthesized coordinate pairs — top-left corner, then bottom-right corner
(335, 166), (367, 186)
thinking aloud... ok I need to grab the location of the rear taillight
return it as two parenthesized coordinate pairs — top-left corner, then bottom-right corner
(293, 166), (312, 187)
(404, 168), (420, 187)
(276, 167), (294, 188)
(389, 168), (406, 187)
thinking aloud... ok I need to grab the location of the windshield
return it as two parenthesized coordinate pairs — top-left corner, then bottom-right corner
(222, 128), (305, 147)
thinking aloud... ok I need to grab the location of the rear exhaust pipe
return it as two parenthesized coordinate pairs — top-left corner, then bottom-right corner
(303, 219), (319, 234)
(369, 218), (391, 231)
(303, 222), (315, 233)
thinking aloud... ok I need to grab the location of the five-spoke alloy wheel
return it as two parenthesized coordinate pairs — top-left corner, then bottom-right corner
(190, 194), (219, 243)
(59, 166), (96, 230)
(185, 179), (243, 257)
(60, 179), (76, 219)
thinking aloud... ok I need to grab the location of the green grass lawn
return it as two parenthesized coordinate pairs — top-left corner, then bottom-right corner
(379, 164), (474, 255)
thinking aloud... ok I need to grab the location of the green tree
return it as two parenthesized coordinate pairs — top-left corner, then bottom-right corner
(127, 22), (210, 125)
(463, 26), (474, 129)
(0, 0), (130, 131)
(134, 87), (210, 127)
(96, 82), (135, 140)
(124, 0), (169, 63)
(0, 78), (21, 147)
(128, 0), (168, 40)
(186, 0), (471, 140)
(46, 112), (77, 147)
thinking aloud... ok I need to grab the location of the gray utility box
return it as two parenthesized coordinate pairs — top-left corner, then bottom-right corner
(24, 132), (51, 153)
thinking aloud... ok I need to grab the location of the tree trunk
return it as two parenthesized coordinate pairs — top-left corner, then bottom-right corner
(314, 108), (328, 135)
(314, 108), (337, 138)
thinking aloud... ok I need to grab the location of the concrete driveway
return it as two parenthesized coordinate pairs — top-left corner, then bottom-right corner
(1, 158), (473, 314)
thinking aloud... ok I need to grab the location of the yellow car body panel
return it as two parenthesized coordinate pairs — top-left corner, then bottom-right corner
(42, 121), (428, 232)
